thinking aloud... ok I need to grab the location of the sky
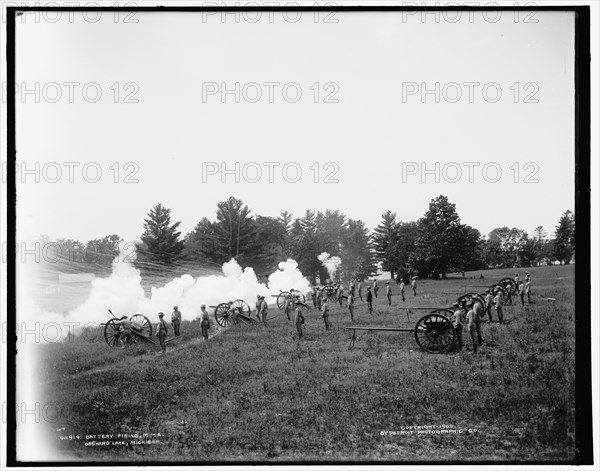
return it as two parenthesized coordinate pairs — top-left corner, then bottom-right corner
(12, 10), (576, 244)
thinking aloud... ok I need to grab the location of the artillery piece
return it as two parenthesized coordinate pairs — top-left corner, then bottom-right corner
(211, 299), (260, 327)
(272, 290), (307, 310)
(102, 309), (176, 348)
(346, 306), (457, 354)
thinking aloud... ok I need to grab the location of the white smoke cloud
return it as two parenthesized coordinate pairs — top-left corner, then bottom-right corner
(18, 249), (313, 339)
(317, 252), (342, 282)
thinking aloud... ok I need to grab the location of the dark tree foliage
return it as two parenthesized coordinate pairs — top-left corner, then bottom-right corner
(136, 204), (184, 265)
(552, 210), (575, 264)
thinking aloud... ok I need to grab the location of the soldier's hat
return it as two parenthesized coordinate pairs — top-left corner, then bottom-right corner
(257, 294), (261, 299)
(158, 312), (164, 317)
(466, 300), (474, 307)
(485, 289), (490, 293)
(386, 281), (390, 284)
(174, 306), (178, 309)
(367, 286), (371, 290)
(452, 302), (459, 307)
(201, 304), (206, 308)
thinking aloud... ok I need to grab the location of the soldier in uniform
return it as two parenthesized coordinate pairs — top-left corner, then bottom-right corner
(472, 299), (484, 344)
(451, 301), (464, 351)
(386, 281), (392, 306)
(518, 281), (526, 306)
(373, 280), (379, 298)
(358, 280), (363, 301)
(366, 286), (373, 314)
(171, 306), (182, 336)
(466, 300), (479, 353)
(156, 312), (168, 354)
(258, 295), (268, 324)
(494, 289), (504, 324)
(311, 288), (317, 308)
(255, 294), (262, 321)
(294, 304), (305, 339)
(321, 297), (331, 331)
(336, 284), (344, 307)
(226, 301), (239, 325)
(525, 279), (532, 304)
(284, 296), (292, 321)
(411, 277), (417, 296)
(349, 280), (355, 297)
(399, 279), (406, 302)
(200, 304), (210, 341)
(116, 315), (132, 348)
(348, 291), (355, 321)
(484, 289), (494, 322)
(316, 288), (322, 311)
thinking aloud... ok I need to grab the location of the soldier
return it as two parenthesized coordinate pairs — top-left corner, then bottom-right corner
(284, 295), (292, 321)
(348, 291), (355, 321)
(411, 277), (417, 296)
(466, 300), (480, 353)
(494, 289), (504, 324)
(472, 299), (484, 345)
(171, 306), (182, 337)
(349, 280), (355, 297)
(386, 281), (392, 306)
(156, 312), (168, 354)
(337, 284), (344, 307)
(452, 301), (464, 351)
(366, 286), (373, 314)
(226, 301), (239, 325)
(321, 297), (331, 331)
(199, 304), (210, 341)
(115, 315), (132, 349)
(294, 304), (305, 339)
(255, 294), (262, 321)
(399, 279), (406, 302)
(257, 296), (268, 324)
(518, 281), (526, 306)
(358, 280), (363, 301)
(525, 271), (531, 282)
(484, 289), (494, 322)
(525, 279), (532, 304)
(316, 288), (322, 311)
(514, 272), (520, 287)
(310, 287), (317, 308)
(373, 280), (379, 298)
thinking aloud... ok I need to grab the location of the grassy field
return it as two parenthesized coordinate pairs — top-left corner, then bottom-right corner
(37, 265), (577, 463)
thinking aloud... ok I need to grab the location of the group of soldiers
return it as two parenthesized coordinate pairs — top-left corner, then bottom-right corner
(453, 272), (533, 353)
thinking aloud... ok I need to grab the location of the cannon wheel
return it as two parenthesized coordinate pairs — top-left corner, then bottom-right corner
(214, 303), (232, 327)
(277, 292), (290, 310)
(414, 312), (456, 354)
(130, 314), (152, 341)
(456, 293), (486, 308)
(233, 299), (251, 316)
(104, 319), (121, 347)
(489, 283), (509, 298)
(499, 277), (517, 295)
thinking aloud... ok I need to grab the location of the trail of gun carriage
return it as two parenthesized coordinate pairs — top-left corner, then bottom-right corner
(34, 197), (576, 462)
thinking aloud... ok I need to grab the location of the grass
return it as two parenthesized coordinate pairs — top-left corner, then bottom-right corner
(37, 265), (577, 462)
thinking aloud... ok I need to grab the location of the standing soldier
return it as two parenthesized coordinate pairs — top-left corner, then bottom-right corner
(373, 280), (379, 298)
(226, 301), (239, 325)
(518, 281), (526, 306)
(116, 315), (132, 349)
(348, 291), (355, 322)
(310, 287), (317, 308)
(349, 280), (355, 297)
(466, 300), (480, 353)
(366, 286), (373, 315)
(494, 289), (504, 324)
(452, 301), (464, 351)
(411, 277), (417, 296)
(484, 289), (494, 322)
(337, 284), (344, 307)
(525, 271), (531, 283)
(386, 281), (392, 306)
(255, 294), (262, 321)
(321, 297), (331, 331)
(199, 304), (210, 341)
(258, 295), (268, 324)
(514, 272), (520, 287)
(294, 304), (305, 339)
(525, 278), (532, 304)
(171, 306), (182, 337)
(472, 299), (484, 345)
(316, 288), (322, 311)
(358, 280), (363, 301)
(399, 279), (406, 302)
(156, 312), (168, 354)
(284, 295), (292, 321)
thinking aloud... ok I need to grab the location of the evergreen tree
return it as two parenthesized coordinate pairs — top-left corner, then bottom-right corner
(137, 204), (184, 265)
(372, 210), (400, 278)
(552, 210), (575, 264)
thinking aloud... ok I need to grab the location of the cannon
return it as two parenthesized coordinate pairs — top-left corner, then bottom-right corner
(101, 309), (174, 348)
(271, 290), (306, 310)
(498, 277), (517, 295)
(210, 299), (258, 327)
(345, 307), (457, 354)
(456, 293), (486, 308)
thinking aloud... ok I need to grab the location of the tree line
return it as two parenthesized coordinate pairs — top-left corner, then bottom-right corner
(134, 195), (575, 283)
(36, 195), (575, 281)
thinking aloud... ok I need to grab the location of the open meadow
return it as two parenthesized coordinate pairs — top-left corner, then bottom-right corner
(37, 265), (577, 463)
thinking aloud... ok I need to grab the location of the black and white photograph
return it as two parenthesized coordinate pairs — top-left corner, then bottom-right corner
(2, 2), (596, 467)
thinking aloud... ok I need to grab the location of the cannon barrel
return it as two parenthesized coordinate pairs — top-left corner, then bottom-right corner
(209, 305), (218, 309)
